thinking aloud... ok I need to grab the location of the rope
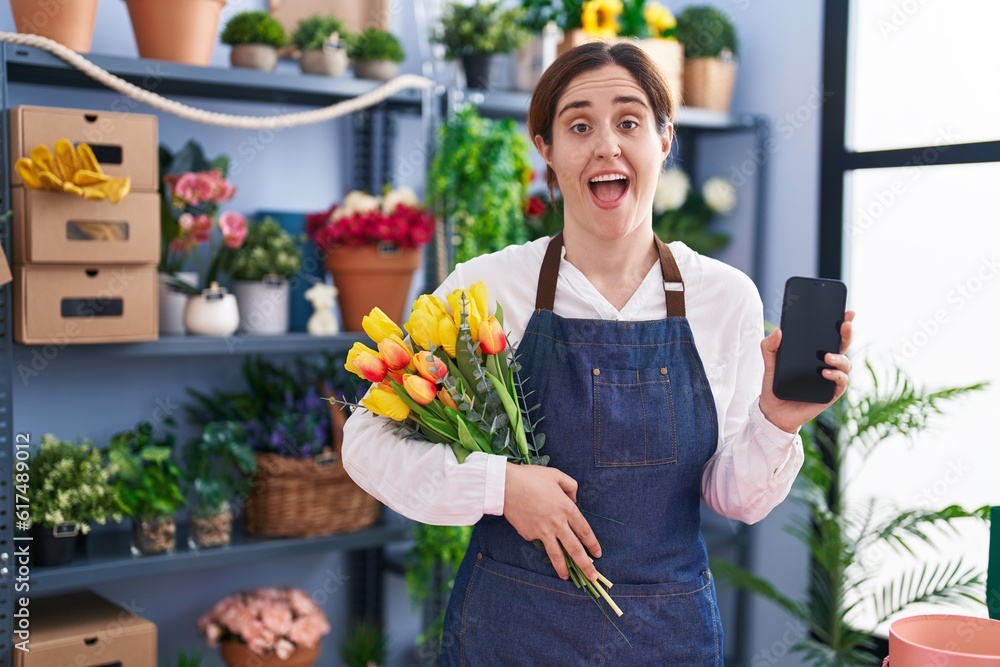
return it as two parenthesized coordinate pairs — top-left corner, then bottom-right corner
(0, 32), (435, 129)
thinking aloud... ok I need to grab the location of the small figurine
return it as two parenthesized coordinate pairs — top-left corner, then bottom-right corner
(304, 282), (339, 335)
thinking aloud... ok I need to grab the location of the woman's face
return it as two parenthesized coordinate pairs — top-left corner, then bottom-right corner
(535, 64), (671, 244)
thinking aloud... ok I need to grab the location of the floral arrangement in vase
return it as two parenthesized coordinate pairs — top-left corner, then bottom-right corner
(306, 186), (435, 330)
(198, 587), (331, 660)
(652, 167), (736, 256)
(162, 169), (247, 294)
(228, 217), (302, 335)
(306, 187), (434, 252)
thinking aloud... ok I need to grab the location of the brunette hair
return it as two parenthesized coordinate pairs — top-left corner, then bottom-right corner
(528, 41), (674, 196)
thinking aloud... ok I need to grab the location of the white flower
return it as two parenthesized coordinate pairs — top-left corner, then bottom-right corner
(653, 168), (690, 213)
(342, 191), (379, 216)
(702, 177), (737, 214)
(382, 186), (419, 213)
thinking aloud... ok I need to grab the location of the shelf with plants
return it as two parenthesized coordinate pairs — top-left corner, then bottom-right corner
(2, 43), (426, 110)
(30, 521), (410, 596)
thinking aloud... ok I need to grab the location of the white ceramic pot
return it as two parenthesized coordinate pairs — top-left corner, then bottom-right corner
(158, 271), (197, 336)
(353, 60), (398, 81)
(231, 277), (290, 335)
(183, 283), (239, 337)
(299, 48), (348, 77)
(230, 43), (278, 71)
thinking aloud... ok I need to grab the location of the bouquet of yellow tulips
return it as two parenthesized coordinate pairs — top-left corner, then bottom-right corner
(342, 282), (624, 620)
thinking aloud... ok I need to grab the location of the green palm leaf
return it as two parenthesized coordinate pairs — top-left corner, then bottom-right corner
(873, 558), (985, 625)
(872, 504), (991, 556)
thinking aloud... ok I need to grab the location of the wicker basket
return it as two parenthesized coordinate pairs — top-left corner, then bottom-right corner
(683, 57), (738, 113)
(244, 403), (381, 537)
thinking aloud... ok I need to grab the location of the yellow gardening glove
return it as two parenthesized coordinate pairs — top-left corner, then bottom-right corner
(17, 139), (130, 204)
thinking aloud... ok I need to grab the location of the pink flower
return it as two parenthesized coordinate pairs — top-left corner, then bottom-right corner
(191, 214), (213, 243)
(219, 211), (247, 249)
(261, 605), (293, 634)
(173, 172), (201, 205)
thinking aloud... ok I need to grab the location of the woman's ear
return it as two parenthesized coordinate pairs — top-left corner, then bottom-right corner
(534, 135), (552, 165)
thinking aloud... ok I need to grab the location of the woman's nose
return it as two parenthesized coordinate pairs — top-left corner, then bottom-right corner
(593, 128), (621, 159)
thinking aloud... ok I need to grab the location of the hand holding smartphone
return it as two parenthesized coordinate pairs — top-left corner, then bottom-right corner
(772, 276), (848, 404)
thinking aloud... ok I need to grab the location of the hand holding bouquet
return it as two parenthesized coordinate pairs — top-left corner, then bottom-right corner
(341, 283), (623, 618)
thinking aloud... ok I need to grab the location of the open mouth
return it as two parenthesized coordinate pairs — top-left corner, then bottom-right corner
(588, 173), (630, 205)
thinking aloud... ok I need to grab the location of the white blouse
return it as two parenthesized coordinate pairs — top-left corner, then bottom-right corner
(342, 237), (804, 526)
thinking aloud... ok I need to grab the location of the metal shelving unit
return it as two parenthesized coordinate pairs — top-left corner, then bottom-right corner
(0, 43), (436, 667)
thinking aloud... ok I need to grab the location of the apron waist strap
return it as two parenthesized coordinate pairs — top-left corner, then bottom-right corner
(534, 232), (686, 317)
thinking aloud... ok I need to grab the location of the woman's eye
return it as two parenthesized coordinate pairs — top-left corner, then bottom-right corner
(571, 123), (589, 133)
(621, 120), (638, 130)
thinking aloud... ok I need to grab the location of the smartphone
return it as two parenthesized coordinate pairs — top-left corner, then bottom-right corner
(772, 276), (848, 404)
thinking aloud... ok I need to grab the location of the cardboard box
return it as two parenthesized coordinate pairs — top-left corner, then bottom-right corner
(10, 105), (158, 192)
(12, 187), (160, 265)
(0, 244), (11, 286)
(13, 591), (156, 667)
(15, 264), (158, 344)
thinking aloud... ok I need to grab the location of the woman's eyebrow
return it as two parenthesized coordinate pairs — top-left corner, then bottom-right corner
(557, 95), (649, 118)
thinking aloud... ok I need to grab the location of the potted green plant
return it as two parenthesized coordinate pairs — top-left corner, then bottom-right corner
(428, 105), (531, 265)
(434, 0), (531, 90)
(182, 421), (256, 549)
(221, 10), (288, 72)
(346, 28), (406, 82)
(228, 217), (302, 335)
(675, 5), (738, 111)
(339, 620), (388, 667)
(712, 363), (990, 665)
(108, 421), (187, 556)
(292, 14), (350, 77)
(25, 434), (121, 566)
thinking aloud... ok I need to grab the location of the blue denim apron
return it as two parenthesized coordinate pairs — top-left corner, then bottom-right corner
(441, 234), (724, 666)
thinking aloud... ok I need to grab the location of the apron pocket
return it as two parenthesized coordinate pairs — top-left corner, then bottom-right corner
(593, 366), (679, 467)
(458, 553), (605, 667)
(600, 570), (722, 666)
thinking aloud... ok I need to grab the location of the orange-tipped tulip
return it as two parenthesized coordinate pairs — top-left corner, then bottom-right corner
(362, 307), (403, 343)
(378, 334), (412, 371)
(438, 388), (459, 411)
(386, 368), (405, 385)
(413, 351), (448, 383)
(405, 309), (440, 350)
(439, 318), (459, 358)
(478, 316), (506, 354)
(362, 385), (410, 421)
(403, 373), (437, 406)
(346, 342), (388, 383)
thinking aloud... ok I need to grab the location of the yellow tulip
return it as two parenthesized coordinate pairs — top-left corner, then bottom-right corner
(378, 334), (412, 371)
(412, 294), (449, 321)
(405, 309), (440, 350)
(403, 373), (437, 406)
(362, 385), (411, 421)
(413, 351), (448, 383)
(469, 281), (489, 322)
(479, 316), (507, 355)
(345, 342), (388, 383)
(362, 307), (403, 343)
(644, 2), (676, 36)
(439, 318), (459, 358)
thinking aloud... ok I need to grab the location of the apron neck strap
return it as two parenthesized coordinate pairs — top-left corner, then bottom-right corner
(534, 232), (686, 317)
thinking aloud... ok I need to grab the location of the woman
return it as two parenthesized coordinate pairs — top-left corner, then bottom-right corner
(343, 41), (855, 665)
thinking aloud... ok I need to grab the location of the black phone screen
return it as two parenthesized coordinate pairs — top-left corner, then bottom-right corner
(772, 277), (847, 404)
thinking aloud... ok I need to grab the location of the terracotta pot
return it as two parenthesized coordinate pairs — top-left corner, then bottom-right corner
(324, 243), (421, 331)
(353, 60), (399, 82)
(637, 38), (684, 109)
(299, 49), (348, 77)
(220, 641), (320, 667)
(683, 56), (738, 113)
(10, 0), (98, 52)
(889, 614), (1000, 665)
(124, 0), (225, 66)
(230, 44), (279, 72)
